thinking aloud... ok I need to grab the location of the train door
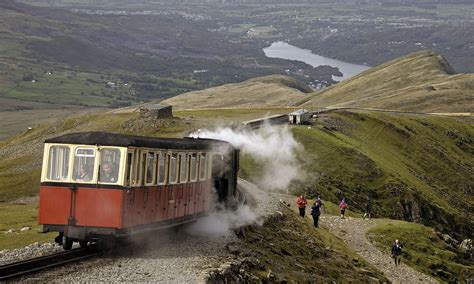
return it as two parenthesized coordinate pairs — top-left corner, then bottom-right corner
(212, 153), (229, 202)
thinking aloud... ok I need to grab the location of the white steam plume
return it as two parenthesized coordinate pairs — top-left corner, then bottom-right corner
(184, 205), (262, 237)
(191, 122), (302, 191)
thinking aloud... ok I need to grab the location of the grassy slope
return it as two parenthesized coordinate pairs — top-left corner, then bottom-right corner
(368, 220), (473, 283)
(298, 51), (474, 113)
(0, 107), (472, 282)
(234, 203), (387, 282)
(0, 203), (55, 250)
(161, 75), (311, 110)
(241, 110), (473, 239)
(292, 111), (473, 239)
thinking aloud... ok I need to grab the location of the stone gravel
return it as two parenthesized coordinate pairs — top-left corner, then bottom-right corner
(0, 242), (64, 266)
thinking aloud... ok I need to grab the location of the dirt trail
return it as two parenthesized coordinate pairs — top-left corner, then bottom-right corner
(320, 215), (438, 283)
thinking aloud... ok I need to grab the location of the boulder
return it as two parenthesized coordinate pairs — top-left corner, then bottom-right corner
(457, 239), (473, 259)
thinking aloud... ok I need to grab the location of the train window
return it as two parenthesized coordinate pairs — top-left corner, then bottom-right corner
(190, 153), (197, 182)
(169, 153), (178, 184)
(179, 153), (188, 183)
(157, 153), (166, 184)
(146, 152), (155, 185)
(199, 153), (207, 181)
(139, 152), (147, 185)
(72, 147), (95, 182)
(99, 148), (121, 183)
(125, 152), (133, 186)
(47, 146), (70, 181)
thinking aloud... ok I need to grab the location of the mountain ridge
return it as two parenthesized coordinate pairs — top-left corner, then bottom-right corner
(164, 51), (473, 114)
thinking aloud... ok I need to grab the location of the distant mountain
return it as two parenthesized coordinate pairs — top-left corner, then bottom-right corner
(298, 51), (473, 113)
(161, 75), (312, 109)
(164, 51), (472, 114)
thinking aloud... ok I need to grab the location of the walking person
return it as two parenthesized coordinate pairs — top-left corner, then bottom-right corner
(391, 239), (403, 266)
(363, 198), (372, 219)
(296, 195), (308, 218)
(310, 197), (323, 227)
(339, 198), (348, 219)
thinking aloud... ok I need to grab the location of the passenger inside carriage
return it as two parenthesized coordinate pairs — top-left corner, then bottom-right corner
(100, 161), (118, 183)
(76, 165), (92, 182)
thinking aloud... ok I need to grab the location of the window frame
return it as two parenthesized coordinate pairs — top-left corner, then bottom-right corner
(125, 150), (134, 187)
(129, 148), (140, 187)
(198, 152), (208, 181)
(138, 150), (148, 186)
(45, 145), (72, 182)
(179, 152), (189, 183)
(156, 151), (168, 185)
(98, 147), (124, 185)
(71, 146), (97, 183)
(145, 150), (156, 186)
(168, 152), (179, 184)
(189, 153), (198, 182)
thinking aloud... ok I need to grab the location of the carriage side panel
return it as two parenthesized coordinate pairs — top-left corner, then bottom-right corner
(39, 186), (70, 225)
(74, 188), (123, 228)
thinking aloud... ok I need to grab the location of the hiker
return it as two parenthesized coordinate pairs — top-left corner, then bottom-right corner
(391, 239), (403, 266)
(310, 197), (323, 227)
(339, 198), (348, 219)
(296, 195), (308, 218)
(363, 198), (372, 219)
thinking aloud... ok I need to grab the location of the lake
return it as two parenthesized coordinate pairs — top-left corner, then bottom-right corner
(263, 41), (370, 81)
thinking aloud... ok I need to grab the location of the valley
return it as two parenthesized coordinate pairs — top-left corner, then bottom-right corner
(0, 0), (472, 282)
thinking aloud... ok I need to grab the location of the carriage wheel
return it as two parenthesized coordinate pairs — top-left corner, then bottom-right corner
(79, 240), (88, 248)
(62, 236), (73, 250)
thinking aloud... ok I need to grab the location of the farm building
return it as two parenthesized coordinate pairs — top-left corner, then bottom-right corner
(138, 104), (173, 119)
(288, 109), (310, 125)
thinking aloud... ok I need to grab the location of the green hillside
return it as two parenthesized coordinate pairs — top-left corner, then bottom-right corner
(239, 111), (472, 239)
(290, 111), (473, 239)
(298, 51), (474, 113)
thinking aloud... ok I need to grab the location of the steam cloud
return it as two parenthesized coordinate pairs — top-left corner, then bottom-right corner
(184, 205), (262, 237)
(186, 122), (302, 236)
(191, 122), (302, 191)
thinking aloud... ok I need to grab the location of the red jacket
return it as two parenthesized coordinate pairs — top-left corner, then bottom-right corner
(297, 196), (307, 208)
(339, 201), (348, 210)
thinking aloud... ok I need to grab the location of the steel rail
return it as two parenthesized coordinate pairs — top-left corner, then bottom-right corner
(0, 245), (100, 281)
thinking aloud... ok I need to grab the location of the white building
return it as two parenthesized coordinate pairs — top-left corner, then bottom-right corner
(288, 109), (310, 125)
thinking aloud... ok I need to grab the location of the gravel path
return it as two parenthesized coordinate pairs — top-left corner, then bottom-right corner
(24, 232), (236, 282)
(320, 215), (439, 284)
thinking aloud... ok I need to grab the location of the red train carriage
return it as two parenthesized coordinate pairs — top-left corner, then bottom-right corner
(38, 132), (239, 249)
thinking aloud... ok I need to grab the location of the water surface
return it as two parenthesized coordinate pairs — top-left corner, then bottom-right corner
(263, 41), (370, 81)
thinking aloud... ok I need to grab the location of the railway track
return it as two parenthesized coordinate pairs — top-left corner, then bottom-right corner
(0, 245), (100, 281)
